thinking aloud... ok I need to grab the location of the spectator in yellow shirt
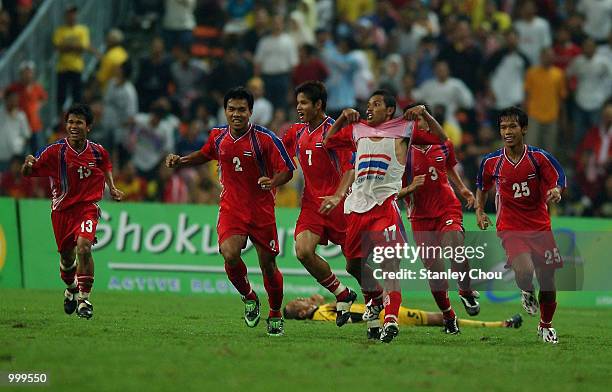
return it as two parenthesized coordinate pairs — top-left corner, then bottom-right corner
(96, 29), (128, 92)
(53, 6), (90, 109)
(524, 48), (567, 155)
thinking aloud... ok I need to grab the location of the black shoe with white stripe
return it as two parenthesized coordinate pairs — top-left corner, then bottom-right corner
(336, 288), (357, 327)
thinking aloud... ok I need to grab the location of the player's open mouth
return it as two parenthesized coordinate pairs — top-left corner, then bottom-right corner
(504, 136), (514, 142)
(297, 111), (304, 119)
(367, 113), (373, 120)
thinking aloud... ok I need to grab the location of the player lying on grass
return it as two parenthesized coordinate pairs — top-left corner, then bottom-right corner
(22, 103), (124, 319)
(283, 295), (522, 339)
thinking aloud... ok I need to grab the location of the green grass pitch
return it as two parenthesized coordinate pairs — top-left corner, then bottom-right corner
(1, 288), (610, 392)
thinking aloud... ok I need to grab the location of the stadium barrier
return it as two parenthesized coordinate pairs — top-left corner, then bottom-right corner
(1, 198), (611, 307)
(0, 0), (132, 128)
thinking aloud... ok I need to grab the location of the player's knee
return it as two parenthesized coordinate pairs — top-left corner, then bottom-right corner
(76, 241), (92, 257)
(220, 244), (241, 264)
(295, 244), (315, 264)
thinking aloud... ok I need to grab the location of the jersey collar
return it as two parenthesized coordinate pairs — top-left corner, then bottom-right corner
(228, 123), (253, 142)
(503, 144), (527, 166)
(64, 138), (89, 156)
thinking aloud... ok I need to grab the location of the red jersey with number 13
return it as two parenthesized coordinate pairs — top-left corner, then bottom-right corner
(29, 138), (112, 211)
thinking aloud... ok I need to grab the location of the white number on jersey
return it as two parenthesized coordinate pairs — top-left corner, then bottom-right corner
(544, 248), (561, 265)
(77, 166), (91, 179)
(428, 166), (438, 181)
(233, 157), (243, 172)
(512, 182), (530, 198)
(305, 149), (313, 166)
(80, 220), (93, 233)
(383, 224), (397, 242)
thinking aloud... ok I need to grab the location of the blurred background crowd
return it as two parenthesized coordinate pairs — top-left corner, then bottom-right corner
(0, 0), (611, 217)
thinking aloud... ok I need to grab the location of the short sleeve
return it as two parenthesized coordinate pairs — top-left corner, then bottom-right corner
(30, 145), (57, 178)
(200, 129), (221, 161)
(99, 145), (112, 172)
(476, 155), (495, 192)
(282, 125), (298, 158)
(264, 132), (295, 173)
(444, 140), (458, 169)
(535, 149), (566, 190)
(325, 124), (356, 151)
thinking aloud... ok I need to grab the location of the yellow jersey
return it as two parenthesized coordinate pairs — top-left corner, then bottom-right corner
(96, 46), (129, 91)
(311, 303), (428, 326)
(53, 24), (90, 72)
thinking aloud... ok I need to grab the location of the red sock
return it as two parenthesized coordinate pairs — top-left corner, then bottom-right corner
(319, 274), (349, 301)
(60, 261), (77, 290)
(77, 273), (94, 299)
(225, 260), (256, 300)
(539, 298), (557, 328)
(432, 291), (456, 320)
(263, 268), (283, 318)
(383, 291), (402, 324)
(363, 288), (384, 306)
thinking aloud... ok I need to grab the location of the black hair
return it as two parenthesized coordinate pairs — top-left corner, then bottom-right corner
(370, 89), (397, 115)
(224, 86), (254, 111)
(120, 60), (132, 79)
(302, 44), (317, 57)
(497, 106), (528, 129)
(295, 80), (327, 111)
(65, 103), (94, 126)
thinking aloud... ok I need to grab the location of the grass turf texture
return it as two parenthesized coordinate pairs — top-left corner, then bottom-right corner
(1, 289), (610, 392)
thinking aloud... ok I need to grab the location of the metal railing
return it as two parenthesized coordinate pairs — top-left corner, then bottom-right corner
(0, 0), (132, 131)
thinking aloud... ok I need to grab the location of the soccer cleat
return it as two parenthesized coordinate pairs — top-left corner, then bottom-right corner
(538, 325), (558, 344)
(459, 290), (481, 316)
(521, 290), (539, 316)
(242, 295), (261, 328)
(380, 321), (399, 343)
(443, 317), (460, 334)
(336, 288), (357, 327)
(266, 317), (284, 337)
(505, 314), (523, 328)
(63, 288), (78, 315)
(77, 299), (93, 319)
(366, 320), (381, 340)
(362, 300), (384, 322)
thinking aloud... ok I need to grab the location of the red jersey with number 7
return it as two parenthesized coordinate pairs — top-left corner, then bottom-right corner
(282, 117), (354, 210)
(200, 123), (295, 217)
(476, 145), (566, 231)
(28, 138), (112, 211)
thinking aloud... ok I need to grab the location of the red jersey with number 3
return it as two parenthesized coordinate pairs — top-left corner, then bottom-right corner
(405, 140), (462, 219)
(200, 124), (295, 217)
(476, 145), (566, 231)
(283, 117), (353, 210)
(29, 138), (112, 211)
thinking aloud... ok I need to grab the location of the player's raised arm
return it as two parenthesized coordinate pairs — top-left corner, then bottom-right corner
(404, 105), (447, 142)
(322, 108), (359, 146)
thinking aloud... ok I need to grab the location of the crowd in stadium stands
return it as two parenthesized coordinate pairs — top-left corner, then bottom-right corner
(0, 0), (40, 55)
(0, 0), (611, 217)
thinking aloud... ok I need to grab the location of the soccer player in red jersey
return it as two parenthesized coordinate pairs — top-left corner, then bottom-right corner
(282, 81), (360, 327)
(476, 106), (566, 344)
(399, 104), (480, 335)
(324, 92), (446, 342)
(21, 103), (124, 319)
(165, 87), (295, 336)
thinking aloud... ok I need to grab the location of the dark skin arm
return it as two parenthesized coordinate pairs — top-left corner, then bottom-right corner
(165, 151), (210, 169)
(21, 155), (37, 176)
(475, 188), (492, 230)
(403, 105), (447, 142)
(319, 168), (355, 214)
(104, 171), (124, 201)
(258, 171), (294, 189)
(322, 108), (360, 146)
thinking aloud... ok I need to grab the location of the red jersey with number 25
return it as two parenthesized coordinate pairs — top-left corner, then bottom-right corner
(29, 138), (112, 211)
(405, 140), (462, 219)
(283, 117), (353, 210)
(200, 124), (295, 217)
(476, 145), (566, 231)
